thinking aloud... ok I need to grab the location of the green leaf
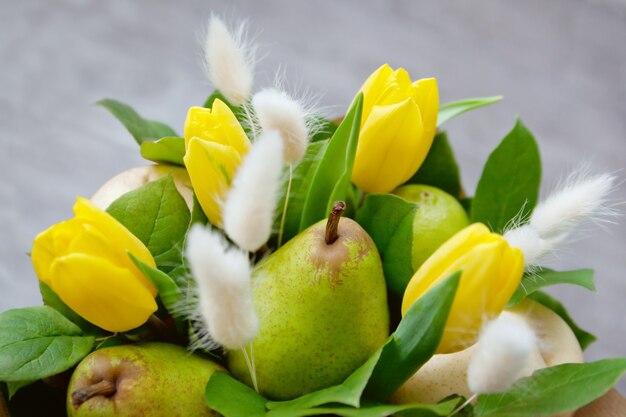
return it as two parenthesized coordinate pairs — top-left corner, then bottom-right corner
(5, 380), (35, 400)
(508, 269), (595, 307)
(97, 98), (177, 145)
(299, 93), (363, 231)
(140, 136), (186, 166)
(437, 96), (502, 127)
(267, 399), (459, 417)
(355, 194), (417, 295)
(0, 307), (94, 381)
(527, 291), (596, 349)
(273, 140), (328, 244)
(471, 120), (541, 232)
(190, 194), (209, 226)
(309, 115), (338, 142)
(474, 359), (626, 417)
(407, 132), (462, 197)
(268, 349), (383, 411)
(204, 372), (268, 417)
(365, 272), (461, 402)
(129, 254), (183, 316)
(107, 175), (191, 272)
(39, 282), (103, 336)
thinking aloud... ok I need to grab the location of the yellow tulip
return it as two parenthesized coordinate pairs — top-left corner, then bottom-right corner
(31, 197), (158, 332)
(351, 64), (439, 194)
(183, 99), (250, 226)
(402, 223), (524, 354)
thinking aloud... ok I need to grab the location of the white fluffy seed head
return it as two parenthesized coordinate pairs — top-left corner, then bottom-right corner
(222, 130), (285, 252)
(204, 15), (255, 106)
(504, 170), (616, 267)
(252, 88), (309, 163)
(184, 224), (258, 351)
(467, 314), (537, 394)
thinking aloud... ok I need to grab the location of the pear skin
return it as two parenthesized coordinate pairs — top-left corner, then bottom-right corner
(229, 204), (389, 400)
(67, 342), (222, 417)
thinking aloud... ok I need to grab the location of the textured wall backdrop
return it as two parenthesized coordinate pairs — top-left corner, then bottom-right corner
(1, 0), (625, 392)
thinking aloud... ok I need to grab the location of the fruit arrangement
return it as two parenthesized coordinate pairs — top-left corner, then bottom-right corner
(1, 15), (625, 417)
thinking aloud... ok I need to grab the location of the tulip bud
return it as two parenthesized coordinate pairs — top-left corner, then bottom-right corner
(351, 64), (439, 194)
(31, 198), (158, 332)
(402, 223), (524, 353)
(183, 100), (251, 227)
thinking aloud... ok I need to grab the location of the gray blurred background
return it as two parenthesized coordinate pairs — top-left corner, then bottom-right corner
(1, 0), (625, 392)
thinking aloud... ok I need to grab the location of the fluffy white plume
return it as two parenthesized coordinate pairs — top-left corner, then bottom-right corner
(467, 314), (536, 394)
(504, 171), (615, 266)
(252, 88), (309, 163)
(185, 224), (258, 351)
(204, 15), (254, 106)
(223, 130), (285, 251)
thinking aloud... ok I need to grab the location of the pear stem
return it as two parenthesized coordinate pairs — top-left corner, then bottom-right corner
(71, 379), (117, 406)
(325, 201), (346, 245)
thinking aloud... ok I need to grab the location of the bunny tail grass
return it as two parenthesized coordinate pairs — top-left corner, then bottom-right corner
(467, 314), (536, 395)
(252, 88), (310, 164)
(504, 171), (616, 267)
(184, 225), (259, 351)
(204, 15), (255, 106)
(223, 130), (285, 252)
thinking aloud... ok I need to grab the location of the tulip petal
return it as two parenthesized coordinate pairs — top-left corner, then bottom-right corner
(73, 198), (156, 270)
(31, 218), (83, 286)
(68, 223), (156, 295)
(360, 64), (394, 122)
(50, 254), (157, 332)
(402, 224), (494, 307)
(412, 78), (439, 154)
(183, 100), (250, 156)
(402, 223), (525, 353)
(184, 137), (242, 227)
(352, 98), (424, 193)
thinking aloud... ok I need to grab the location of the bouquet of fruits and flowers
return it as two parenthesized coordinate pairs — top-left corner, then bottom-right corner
(1, 15), (625, 417)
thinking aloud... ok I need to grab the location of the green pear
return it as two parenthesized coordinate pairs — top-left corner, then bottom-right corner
(67, 342), (222, 417)
(229, 202), (389, 400)
(392, 184), (469, 290)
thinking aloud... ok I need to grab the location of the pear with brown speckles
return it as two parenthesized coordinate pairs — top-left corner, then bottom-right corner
(228, 202), (389, 400)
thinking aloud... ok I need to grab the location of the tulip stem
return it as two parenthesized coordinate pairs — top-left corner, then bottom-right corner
(71, 379), (117, 406)
(277, 164), (293, 248)
(325, 201), (346, 245)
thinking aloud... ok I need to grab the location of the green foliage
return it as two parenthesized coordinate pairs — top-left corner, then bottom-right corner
(0, 307), (94, 381)
(472, 120), (541, 232)
(107, 175), (190, 272)
(309, 114), (339, 142)
(205, 372), (268, 417)
(39, 281), (103, 336)
(474, 359), (626, 417)
(508, 269), (595, 307)
(527, 291), (596, 349)
(97, 98), (177, 144)
(355, 194), (417, 296)
(140, 136), (186, 166)
(437, 96), (502, 127)
(268, 350), (382, 411)
(365, 272), (460, 402)
(267, 399), (458, 417)
(273, 141), (328, 244)
(407, 132), (462, 198)
(129, 254), (183, 319)
(299, 93), (363, 230)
